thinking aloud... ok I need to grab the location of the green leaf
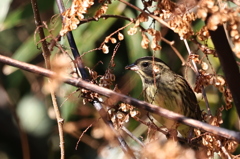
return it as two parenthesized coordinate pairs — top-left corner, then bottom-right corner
(3, 36), (40, 75)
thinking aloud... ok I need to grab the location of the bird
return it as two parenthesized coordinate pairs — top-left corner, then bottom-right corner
(125, 56), (202, 138)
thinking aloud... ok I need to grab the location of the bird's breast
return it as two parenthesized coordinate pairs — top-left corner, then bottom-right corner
(143, 83), (183, 113)
(143, 83), (185, 129)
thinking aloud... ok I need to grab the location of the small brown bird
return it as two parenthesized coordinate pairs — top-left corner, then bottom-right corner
(126, 56), (202, 138)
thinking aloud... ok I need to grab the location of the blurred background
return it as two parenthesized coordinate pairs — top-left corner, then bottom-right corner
(0, 0), (239, 158)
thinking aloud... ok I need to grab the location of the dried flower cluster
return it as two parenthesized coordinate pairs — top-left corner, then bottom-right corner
(81, 86), (101, 104)
(94, 3), (108, 20)
(197, 43), (216, 56)
(141, 32), (150, 49)
(108, 103), (139, 129)
(60, 0), (94, 36)
(125, 0), (196, 51)
(80, 67), (101, 104)
(156, 0), (177, 12)
(196, 26), (210, 42)
(194, 27), (216, 56)
(80, 67), (116, 104)
(104, 33), (124, 44)
(168, 12), (196, 39)
(155, 0), (196, 39)
(201, 132), (238, 158)
(140, 28), (162, 51)
(195, 69), (233, 110)
(187, 53), (237, 157)
(188, 53), (238, 157)
(197, 0), (240, 57)
(101, 32), (124, 54)
(127, 12), (149, 36)
(228, 12), (240, 58)
(99, 69), (115, 89)
(189, 54), (233, 109)
(123, 10), (162, 50)
(195, 107), (239, 158)
(127, 26), (138, 36)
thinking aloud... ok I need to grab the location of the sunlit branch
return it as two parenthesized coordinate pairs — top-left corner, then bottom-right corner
(0, 54), (239, 143)
(31, 0), (65, 158)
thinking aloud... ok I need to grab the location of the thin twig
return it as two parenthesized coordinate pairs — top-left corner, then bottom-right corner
(183, 39), (211, 115)
(161, 38), (186, 65)
(75, 123), (94, 150)
(0, 54), (240, 143)
(132, 116), (188, 144)
(31, 3), (50, 67)
(118, 0), (170, 28)
(220, 141), (232, 159)
(30, 1), (65, 159)
(79, 15), (135, 25)
(184, 40), (197, 73)
(133, 116), (168, 136)
(122, 126), (144, 147)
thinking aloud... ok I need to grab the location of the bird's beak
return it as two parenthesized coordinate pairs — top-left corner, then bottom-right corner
(125, 64), (139, 71)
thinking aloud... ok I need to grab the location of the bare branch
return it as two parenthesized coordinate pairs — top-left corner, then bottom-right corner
(0, 54), (239, 143)
(30, 0), (65, 158)
(122, 126), (144, 147)
(208, 24), (240, 118)
(56, 0), (88, 80)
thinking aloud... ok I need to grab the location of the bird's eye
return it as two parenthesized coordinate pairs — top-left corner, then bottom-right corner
(142, 62), (149, 67)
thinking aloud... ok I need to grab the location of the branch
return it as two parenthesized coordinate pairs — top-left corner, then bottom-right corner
(31, 0), (51, 67)
(79, 15), (135, 25)
(208, 25), (240, 118)
(56, 0), (88, 80)
(0, 54), (240, 143)
(30, 0), (65, 158)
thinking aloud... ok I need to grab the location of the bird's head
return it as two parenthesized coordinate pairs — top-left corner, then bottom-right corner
(125, 56), (171, 80)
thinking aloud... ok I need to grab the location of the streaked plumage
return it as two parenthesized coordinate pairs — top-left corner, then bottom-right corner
(126, 56), (202, 138)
